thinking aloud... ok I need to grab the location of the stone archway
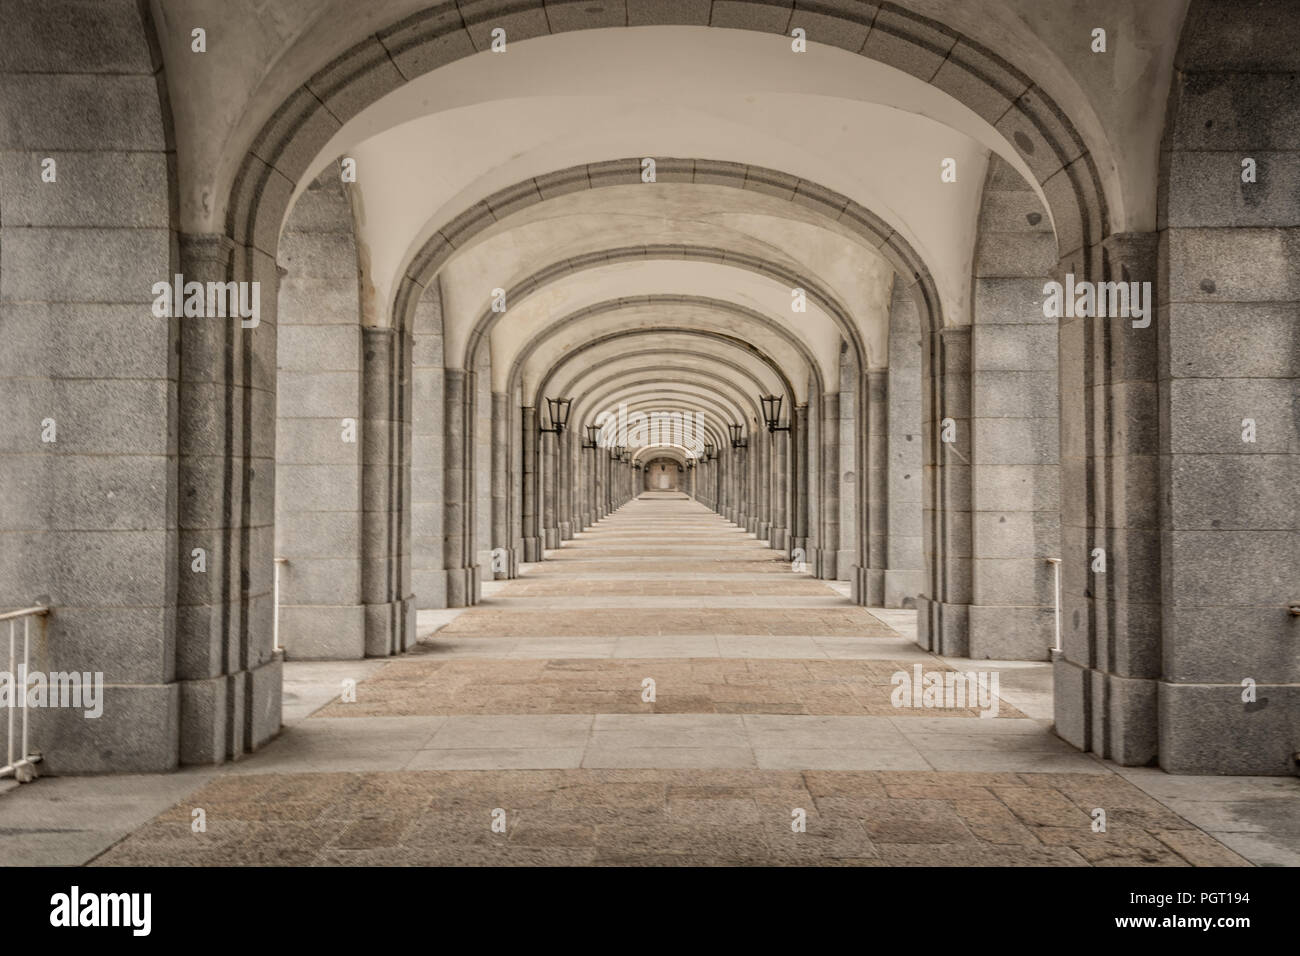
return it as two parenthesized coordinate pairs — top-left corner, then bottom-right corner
(643, 457), (683, 494)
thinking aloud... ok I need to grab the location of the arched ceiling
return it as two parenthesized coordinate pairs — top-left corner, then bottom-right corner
(155, 0), (1188, 238)
(153, 2), (1189, 446)
(511, 305), (820, 404)
(435, 185), (895, 367)
(491, 260), (842, 390)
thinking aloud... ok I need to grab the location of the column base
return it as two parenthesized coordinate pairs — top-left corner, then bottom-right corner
(523, 536), (542, 562)
(177, 655), (283, 768)
(915, 596), (968, 655)
(812, 547), (837, 580)
(364, 595), (416, 657)
(883, 569), (924, 609)
(543, 527), (559, 550)
(280, 604), (366, 660)
(1053, 656), (1158, 768)
(32, 680), (180, 774)
(849, 565), (868, 605)
(967, 605), (1054, 661)
(769, 526), (788, 551)
(444, 565), (480, 608)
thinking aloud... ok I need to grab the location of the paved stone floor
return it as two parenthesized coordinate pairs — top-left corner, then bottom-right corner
(3, 496), (1298, 866)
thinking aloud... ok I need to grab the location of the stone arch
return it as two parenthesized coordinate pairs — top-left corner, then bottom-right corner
(224, 2), (1111, 296)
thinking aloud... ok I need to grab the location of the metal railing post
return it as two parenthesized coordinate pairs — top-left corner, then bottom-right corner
(273, 558), (288, 653)
(6, 619), (14, 773)
(1, 606), (48, 783)
(1045, 557), (1062, 653)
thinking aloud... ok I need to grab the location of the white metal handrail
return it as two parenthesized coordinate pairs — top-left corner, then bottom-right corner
(2, 606), (48, 784)
(273, 558), (288, 653)
(1045, 558), (1062, 652)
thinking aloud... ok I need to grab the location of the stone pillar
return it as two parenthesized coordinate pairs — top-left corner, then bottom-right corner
(521, 406), (540, 561)
(837, 355), (858, 582)
(0, 0), (193, 774)
(411, 289), (446, 606)
(508, 400), (524, 574)
(818, 392), (840, 580)
(275, 170), (365, 659)
(360, 328), (414, 657)
(1149, 8), (1300, 774)
(885, 283), (925, 607)
(860, 369), (889, 606)
(491, 392), (511, 578)
(472, 350), (493, 586)
(558, 430), (572, 541)
(771, 429), (790, 551)
(791, 404), (810, 560)
(918, 327), (973, 655)
(541, 430), (558, 549)
(966, 155), (1060, 660)
(171, 233), (282, 767)
(1055, 235), (1163, 765)
(441, 369), (477, 606)
(744, 439), (757, 533)
(735, 446), (749, 528)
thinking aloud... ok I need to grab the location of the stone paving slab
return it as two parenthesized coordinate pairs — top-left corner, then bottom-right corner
(89, 768), (1252, 867)
(208, 713), (1099, 775)
(499, 579), (837, 596)
(309, 658), (1027, 718)
(407, 634), (939, 660)
(436, 608), (902, 637)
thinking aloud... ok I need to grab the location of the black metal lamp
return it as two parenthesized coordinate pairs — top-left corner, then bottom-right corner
(760, 394), (790, 433)
(539, 396), (572, 434)
(728, 423), (747, 449)
(703, 442), (715, 461)
(582, 424), (599, 449)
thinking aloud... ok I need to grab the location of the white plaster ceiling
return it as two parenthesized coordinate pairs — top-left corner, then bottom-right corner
(491, 259), (842, 392)
(155, 2), (1188, 239)
(512, 299), (821, 403)
(436, 185), (895, 369)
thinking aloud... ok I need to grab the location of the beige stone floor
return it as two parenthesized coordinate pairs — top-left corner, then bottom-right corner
(93, 768), (1248, 867)
(310, 658), (1028, 717)
(12, 495), (1290, 867)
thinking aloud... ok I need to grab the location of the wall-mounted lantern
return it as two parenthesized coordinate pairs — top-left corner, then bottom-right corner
(703, 442), (715, 461)
(582, 424), (599, 449)
(539, 396), (572, 434)
(728, 423), (747, 449)
(760, 394), (790, 433)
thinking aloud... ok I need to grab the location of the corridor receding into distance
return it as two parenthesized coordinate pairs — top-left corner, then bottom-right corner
(0, 0), (1296, 871)
(73, 498), (1257, 865)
